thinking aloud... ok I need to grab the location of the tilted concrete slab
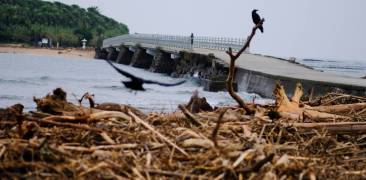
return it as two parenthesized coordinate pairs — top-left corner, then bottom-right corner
(192, 48), (366, 97)
(114, 42), (366, 97)
(195, 48), (366, 87)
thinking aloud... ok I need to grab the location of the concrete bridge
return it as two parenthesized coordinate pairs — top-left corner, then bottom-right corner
(96, 33), (366, 98)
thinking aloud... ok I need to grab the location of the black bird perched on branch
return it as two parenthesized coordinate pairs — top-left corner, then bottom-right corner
(105, 60), (186, 91)
(252, 9), (264, 33)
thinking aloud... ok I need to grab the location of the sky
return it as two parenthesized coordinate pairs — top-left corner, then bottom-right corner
(49, 0), (366, 61)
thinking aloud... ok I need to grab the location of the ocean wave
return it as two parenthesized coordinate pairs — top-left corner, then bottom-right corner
(0, 78), (42, 85)
(319, 65), (365, 70)
(0, 95), (25, 100)
(302, 59), (324, 62)
(92, 85), (125, 90)
(302, 59), (337, 62)
(35, 76), (100, 83)
(39, 76), (51, 80)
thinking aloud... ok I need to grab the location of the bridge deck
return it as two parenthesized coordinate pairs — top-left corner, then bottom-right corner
(129, 42), (366, 90)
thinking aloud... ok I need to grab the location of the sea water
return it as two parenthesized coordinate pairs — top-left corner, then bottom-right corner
(0, 53), (271, 112)
(298, 58), (366, 78)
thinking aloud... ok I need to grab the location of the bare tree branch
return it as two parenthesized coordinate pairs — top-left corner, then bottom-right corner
(226, 19), (265, 114)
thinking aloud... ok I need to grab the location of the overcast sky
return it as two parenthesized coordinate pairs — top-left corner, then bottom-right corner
(50, 0), (366, 61)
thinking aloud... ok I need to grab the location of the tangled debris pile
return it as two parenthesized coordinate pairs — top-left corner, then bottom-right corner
(0, 86), (366, 179)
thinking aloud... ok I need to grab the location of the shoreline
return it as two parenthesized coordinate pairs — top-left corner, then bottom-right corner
(0, 46), (96, 59)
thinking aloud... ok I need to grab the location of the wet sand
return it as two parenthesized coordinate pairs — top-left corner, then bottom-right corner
(0, 46), (95, 59)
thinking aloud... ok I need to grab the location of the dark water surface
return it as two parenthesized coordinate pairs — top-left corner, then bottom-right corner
(0, 53), (271, 112)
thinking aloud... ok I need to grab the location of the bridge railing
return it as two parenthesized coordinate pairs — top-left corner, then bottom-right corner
(103, 34), (246, 52)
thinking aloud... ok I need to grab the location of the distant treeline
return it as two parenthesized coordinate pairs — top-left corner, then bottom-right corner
(0, 0), (129, 47)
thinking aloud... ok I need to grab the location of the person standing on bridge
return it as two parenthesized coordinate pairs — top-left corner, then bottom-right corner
(190, 33), (194, 50)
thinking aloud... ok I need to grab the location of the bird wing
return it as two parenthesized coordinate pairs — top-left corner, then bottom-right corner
(105, 60), (138, 80)
(143, 79), (186, 87)
(105, 59), (186, 87)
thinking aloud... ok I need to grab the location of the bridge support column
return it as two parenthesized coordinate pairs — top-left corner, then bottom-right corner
(150, 50), (176, 74)
(95, 48), (108, 59)
(116, 45), (133, 64)
(106, 47), (118, 61)
(130, 47), (153, 69)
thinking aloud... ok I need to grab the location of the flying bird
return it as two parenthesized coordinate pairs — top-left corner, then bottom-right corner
(105, 60), (186, 91)
(252, 9), (264, 33)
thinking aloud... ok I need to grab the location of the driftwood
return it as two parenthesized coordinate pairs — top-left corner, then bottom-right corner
(25, 117), (104, 133)
(225, 19), (264, 115)
(283, 122), (366, 134)
(33, 88), (81, 115)
(237, 153), (275, 173)
(88, 111), (130, 121)
(321, 93), (366, 105)
(1, 86), (366, 179)
(211, 109), (227, 147)
(26, 110), (130, 124)
(95, 102), (147, 119)
(273, 82), (360, 122)
(145, 169), (207, 179)
(185, 90), (213, 113)
(308, 92), (366, 106)
(178, 104), (204, 127)
(303, 109), (351, 122)
(308, 103), (366, 114)
(33, 88), (148, 121)
(78, 92), (95, 108)
(0, 104), (24, 121)
(274, 82), (303, 114)
(128, 110), (189, 156)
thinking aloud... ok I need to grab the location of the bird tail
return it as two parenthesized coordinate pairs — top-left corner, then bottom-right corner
(259, 26), (264, 33)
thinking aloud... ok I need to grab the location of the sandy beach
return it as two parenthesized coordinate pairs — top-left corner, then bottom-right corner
(0, 45), (95, 59)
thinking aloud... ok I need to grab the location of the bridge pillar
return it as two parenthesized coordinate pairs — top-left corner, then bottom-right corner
(116, 45), (133, 65)
(106, 47), (118, 61)
(95, 48), (108, 59)
(174, 52), (212, 77)
(150, 49), (176, 75)
(130, 47), (153, 69)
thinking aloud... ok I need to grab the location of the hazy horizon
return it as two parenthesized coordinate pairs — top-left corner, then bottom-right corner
(48, 0), (366, 61)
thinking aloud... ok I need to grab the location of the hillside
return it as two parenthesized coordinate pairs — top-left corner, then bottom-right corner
(0, 0), (129, 47)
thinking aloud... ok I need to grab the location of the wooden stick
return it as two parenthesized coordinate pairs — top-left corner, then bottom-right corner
(282, 122), (366, 133)
(307, 103), (366, 114)
(78, 92), (95, 108)
(225, 19), (264, 114)
(178, 105), (203, 127)
(211, 110), (227, 147)
(237, 153), (274, 173)
(322, 94), (366, 106)
(128, 110), (189, 156)
(42, 111), (129, 124)
(303, 109), (351, 122)
(89, 111), (130, 121)
(99, 132), (116, 145)
(78, 162), (109, 177)
(25, 117), (103, 133)
(145, 169), (207, 179)
(42, 115), (88, 123)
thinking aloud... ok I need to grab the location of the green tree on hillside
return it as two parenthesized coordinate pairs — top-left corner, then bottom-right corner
(0, 0), (129, 47)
